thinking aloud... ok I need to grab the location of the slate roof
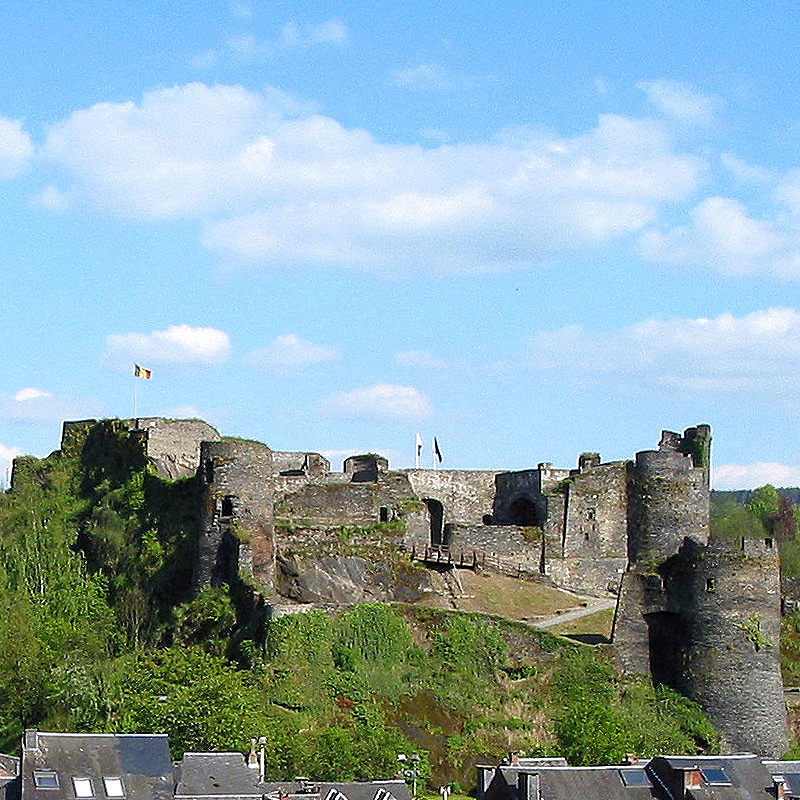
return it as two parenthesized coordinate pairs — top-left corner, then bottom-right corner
(174, 753), (260, 798)
(481, 753), (786, 800)
(21, 732), (173, 800)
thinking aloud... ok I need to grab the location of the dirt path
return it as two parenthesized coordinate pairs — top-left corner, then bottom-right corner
(527, 595), (617, 628)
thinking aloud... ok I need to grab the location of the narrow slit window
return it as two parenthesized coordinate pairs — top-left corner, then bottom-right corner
(706, 578), (716, 593)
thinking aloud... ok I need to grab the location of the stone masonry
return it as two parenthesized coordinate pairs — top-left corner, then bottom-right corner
(55, 418), (790, 756)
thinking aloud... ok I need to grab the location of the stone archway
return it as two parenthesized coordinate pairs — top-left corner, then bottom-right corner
(509, 496), (541, 526)
(423, 498), (445, 547)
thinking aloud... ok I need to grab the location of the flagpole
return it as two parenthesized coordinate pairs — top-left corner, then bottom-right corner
(133, 374), (138, 422)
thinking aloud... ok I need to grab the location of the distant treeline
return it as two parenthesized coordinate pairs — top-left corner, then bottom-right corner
(713, 488), (800, 506)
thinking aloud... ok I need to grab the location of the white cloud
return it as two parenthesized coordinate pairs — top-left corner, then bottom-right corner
(0, 116), (33, 179)
(324, 384), (432, 420)
(0, 392), (99, 423)
(245, 334), (338, 370)
(390, 64), (463, 91)
(30, 185), (70, 211)
(638, 79), (721, 125)
(15, 388), (53, 402)
(525, 307), (800, 395)
(638, 196), (800, 278)
(190, 48), (219, 69)
(43, 83), (704, 276)
(230, 1), (253, 19)
(225, 18), (347, 60)
(0, 444), (21, 488)
(308, 19), (347, 44)
(720, 153), (773, 184)
(394, 350), (447, 369)
(713, 462), (800, 491)
(105, 324), (231, 366)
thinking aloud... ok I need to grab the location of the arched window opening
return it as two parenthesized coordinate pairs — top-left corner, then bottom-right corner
(423, 499), (445, 547)
(509, 496), (540, 527)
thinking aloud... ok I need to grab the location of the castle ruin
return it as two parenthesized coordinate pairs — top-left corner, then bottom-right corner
(58, 418), (791, 756)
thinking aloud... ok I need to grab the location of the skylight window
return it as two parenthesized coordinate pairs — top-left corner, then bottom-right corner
(620, 770), (651, 787)
(103, 778), (124, 797)
(73, 777), (95, 798)
(700, 767), (731, 785)
(33, 771), (59, 789)
(324, 790), (348, 800)
(374, 789), (397, 800)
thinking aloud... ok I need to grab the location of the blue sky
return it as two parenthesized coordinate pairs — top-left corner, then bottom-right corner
(2, 1), (800, 488)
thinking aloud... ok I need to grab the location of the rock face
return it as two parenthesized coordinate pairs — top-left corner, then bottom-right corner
(276, 553), (433, 605)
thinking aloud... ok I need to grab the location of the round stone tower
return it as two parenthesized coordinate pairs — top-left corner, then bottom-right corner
(629, 446), (709, 564)
(668, 536), (789, 757)
(194, 438), (274, 593)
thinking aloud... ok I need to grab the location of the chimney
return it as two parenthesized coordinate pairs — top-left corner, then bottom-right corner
(775, 777), (787, 800)
(683, 768), (702, 793)
(510, 752), (520, 766)
(247, 740), (259, 771)
(624, 755), (641, 766)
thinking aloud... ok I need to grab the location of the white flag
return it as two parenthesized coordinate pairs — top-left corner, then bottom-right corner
(415, 433), (423, 467)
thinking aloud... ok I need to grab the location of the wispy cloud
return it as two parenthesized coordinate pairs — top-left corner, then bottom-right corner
(390, 64), (467, 91)
(245, 333), (338, 371)
(0, 116), (33, 179)
(394, 350), (447, 369)
(638, 79), (722, 125)
(14, 388), (53, 402)
(221, 18), (347, 61)
(525, 307), (800, 396)
(41, 82), (706, 276)
(713, 462), (800, 490)
(324, 384), (432, 420)
(105, 324), (231, 366)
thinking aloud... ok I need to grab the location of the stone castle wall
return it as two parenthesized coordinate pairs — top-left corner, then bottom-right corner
(406, 470), (497, 526)
(51, 417), (791, 755)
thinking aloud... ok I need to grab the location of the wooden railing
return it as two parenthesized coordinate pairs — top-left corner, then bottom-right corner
(409, 544), (540, 580)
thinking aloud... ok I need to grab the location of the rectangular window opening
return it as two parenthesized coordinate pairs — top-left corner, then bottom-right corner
(73, 777), (95, 798)
(33, 772), (59, 789)
(700, 767), (731, 785)
(619, 770), (651, 787)
(103, 778), (124, 798)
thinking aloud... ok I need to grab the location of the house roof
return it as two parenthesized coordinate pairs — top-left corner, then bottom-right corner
(21, 731), (173, 800)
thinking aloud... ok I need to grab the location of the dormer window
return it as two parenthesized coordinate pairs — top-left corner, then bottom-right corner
(103, 778), (124, 797)
(33, 771), (59, 789)
(73, 777), (94, 798)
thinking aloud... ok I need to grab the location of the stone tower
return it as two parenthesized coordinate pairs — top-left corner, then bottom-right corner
(194, 438), (275, 593)
(613, 425), (789, 756)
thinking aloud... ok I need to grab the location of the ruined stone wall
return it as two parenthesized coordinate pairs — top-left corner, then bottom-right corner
(445, 523), (543, 572)
(194, 438), (274, 593)
(562, 462), (629, 559)
(271, 451), (330, 476)
(492, 471), (542, 523)
(62, 417), (221, 479)
(406, 470), (496, 526)
(667, 537), (789, 757)
(136, 418), (221, 479)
